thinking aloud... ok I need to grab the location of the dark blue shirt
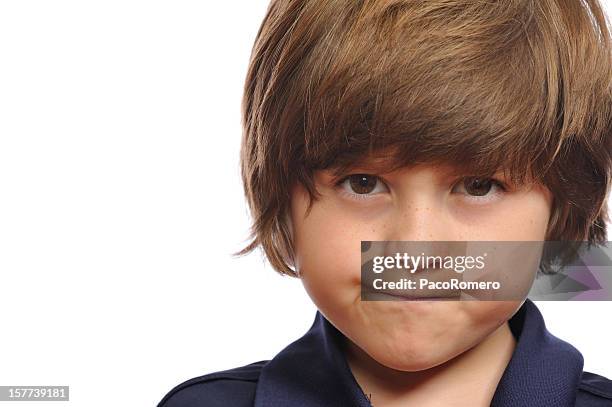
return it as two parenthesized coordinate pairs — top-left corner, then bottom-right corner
(158, 299), (612, 406)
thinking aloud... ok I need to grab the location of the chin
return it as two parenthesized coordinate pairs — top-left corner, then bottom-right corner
(364, 337), (456, 372)
(373, 350), (451, 372)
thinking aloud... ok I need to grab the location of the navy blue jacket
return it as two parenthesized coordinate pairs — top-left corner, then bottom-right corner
(158, 299), (612, 406)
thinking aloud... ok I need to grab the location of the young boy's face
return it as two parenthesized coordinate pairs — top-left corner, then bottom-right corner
(290, 162), (553, 371)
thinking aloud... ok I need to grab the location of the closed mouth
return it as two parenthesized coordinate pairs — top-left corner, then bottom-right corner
(365, 290), (460, 301)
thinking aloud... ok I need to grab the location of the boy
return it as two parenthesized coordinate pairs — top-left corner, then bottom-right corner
(159, 0), (612, 405)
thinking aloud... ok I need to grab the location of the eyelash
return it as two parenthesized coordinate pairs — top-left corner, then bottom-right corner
(333, 174), (508, 203)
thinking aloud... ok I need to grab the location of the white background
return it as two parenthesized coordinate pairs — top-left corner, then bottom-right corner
(0, 1), (611, 406)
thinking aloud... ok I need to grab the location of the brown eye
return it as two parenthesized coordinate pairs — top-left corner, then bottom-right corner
(348, 174), (378, 194)
(335, 173), (388, 199)
(463, 177), (494, 196)
(452, 175), (507, 204)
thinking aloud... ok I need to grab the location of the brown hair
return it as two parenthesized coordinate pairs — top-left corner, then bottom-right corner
(234, 0), (612, 277)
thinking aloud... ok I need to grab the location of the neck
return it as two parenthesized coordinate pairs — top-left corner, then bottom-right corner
(344, 322), (516, 407)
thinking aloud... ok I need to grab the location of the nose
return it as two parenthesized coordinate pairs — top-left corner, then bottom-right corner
(383, 166), (457, 243)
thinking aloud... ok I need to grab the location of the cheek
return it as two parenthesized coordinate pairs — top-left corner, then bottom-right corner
(291, 192), (365, 309)
(509, 205), (549, 238)
(475, 187), (553, 240)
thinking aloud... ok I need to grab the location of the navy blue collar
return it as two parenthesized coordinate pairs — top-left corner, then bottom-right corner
(253, 299), (584, 407)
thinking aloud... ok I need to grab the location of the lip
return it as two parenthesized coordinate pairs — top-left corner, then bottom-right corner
(361, 266), (464, 300)
(364, 291), (460, 301)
